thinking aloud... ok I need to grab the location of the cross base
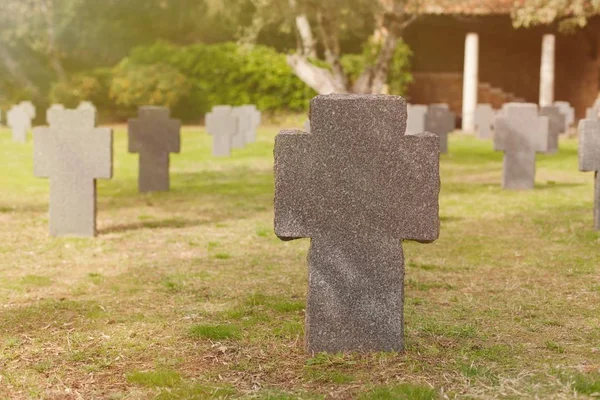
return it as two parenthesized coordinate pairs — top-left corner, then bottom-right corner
(306, 234), (405, 353)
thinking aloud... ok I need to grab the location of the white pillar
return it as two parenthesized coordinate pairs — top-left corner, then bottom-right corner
(462, 33), (479, 132)
(539, 34), (555, 107)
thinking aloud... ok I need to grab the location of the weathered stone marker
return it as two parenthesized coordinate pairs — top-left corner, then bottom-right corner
(578, 114), (600, 230)
(7, 106), (31, 143)
(554, 101), (574, 132)
(206, 105), (236, 156)
(274, 94), (440, 352)
(540, 105), (565, 153)
(406, 104), (428, 135)
(128, 106), (181, 193)
(474, 104), (495, 139)
(425, 104), (455, 153)
(34, 108), (112, 237)
(494, 103), (549, 190)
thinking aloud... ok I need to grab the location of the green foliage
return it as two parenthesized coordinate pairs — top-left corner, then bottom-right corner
(341, 38), (413, 95)
(109, 60), (191, 118)
(49, 71), (108, 108)
(123, 41), (315, 119)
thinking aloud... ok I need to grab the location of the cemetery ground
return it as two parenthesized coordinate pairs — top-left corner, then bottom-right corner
(0, 123), (599, 400)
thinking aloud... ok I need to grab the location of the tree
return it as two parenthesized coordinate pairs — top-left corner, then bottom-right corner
(244, 0), (422, 94)
(512, 0), (600, 32)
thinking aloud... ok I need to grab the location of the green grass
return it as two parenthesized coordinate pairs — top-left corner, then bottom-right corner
(0, 125), (599, 399)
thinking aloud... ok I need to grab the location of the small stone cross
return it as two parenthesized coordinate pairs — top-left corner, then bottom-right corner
(406, 104), (428, 135)
(8, 106), (31, 143)
(425, 104), (455, 153)
(554, 101), (574, 132)
(206, 106), (236, 156)
(474, 104), (495, 140)
(33, 108), (112, 237)
(274, 94), (440, 353)
(128, 106), (181, 193)
(578, 114), (600, 230)
(540, 105), (565, 153)
(494, 103), (549, 190)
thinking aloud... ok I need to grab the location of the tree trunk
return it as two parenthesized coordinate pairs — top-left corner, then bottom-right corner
(41, 0), (67, 81)
(0, 42), (41, 98)
(286, 54), (345, 94)
(354, 0), (417, 94)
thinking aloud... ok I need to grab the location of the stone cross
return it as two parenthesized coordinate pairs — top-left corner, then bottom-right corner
(587, 98), (600, 120)
(19, 101), (36, 120)
(474, 104), (495, 139)
(406, 104), (427, 135)
(77, 101), (97, 113)
(540, 105), (565, 153)
(33, 108), (112, 237)
(494, 103), (549, 190)
(303, 120), (311, 133)
(238, 105), (261, 144)
(206, 105), (236, 156)
(554, 101), (575, 131)
(7, 106), (31, 143)
(425, 104), (455, 153)
(128, 106), (181, 193)
(578, 114), (600, 230)
(274, 94), (440, 353)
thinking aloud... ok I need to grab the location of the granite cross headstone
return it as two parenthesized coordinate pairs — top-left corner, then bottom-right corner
(274, 94), (440, 353)
(206, 105), (236, 156)
(540, 105), (565, 153)
(33, 108), (112, 237)
(7, 106), (31, 143)
(578, 114), (600, 230)
(587, 98), (600, 120)
(406, 104), (428, 135)
(494, 103), (549, 190)
(425, 104), (455, 153)
(474, 104), (495, 140)
(128, 106), (181, 193)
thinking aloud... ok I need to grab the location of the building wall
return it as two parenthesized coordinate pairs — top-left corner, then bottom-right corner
(403, 15), (600, 118)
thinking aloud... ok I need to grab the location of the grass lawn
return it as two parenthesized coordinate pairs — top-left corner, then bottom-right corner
(0, 124), (599, 399)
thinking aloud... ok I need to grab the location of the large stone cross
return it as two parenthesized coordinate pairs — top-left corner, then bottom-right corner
(425, 104), (455, 153)
(206, 106), (236, 156)
(128, 106), (181, 192)
(578, 114), (600, 230)
(33, 108), (112, 237)
(494, 103), (549, 190)
(274, 94), (440, 353)
(8, 106), (31, 143)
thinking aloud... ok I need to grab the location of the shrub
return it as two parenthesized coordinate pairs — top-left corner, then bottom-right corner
(109, 60), (191, 118)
